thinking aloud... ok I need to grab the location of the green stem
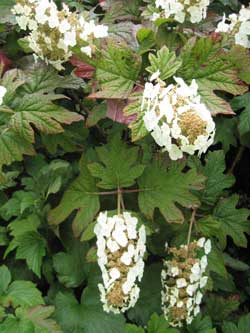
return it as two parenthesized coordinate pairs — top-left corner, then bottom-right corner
(89, 188), (152, 196)
(227, 146), (245, 175)
(117, 187), (121, 215)
(187, 207), (197, 255)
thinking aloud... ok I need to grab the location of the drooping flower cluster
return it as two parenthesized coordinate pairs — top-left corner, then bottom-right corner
(12, 0), (108, 70)
(161, 238), (211, 327)
(150, 0), (210, 23)
(94, 211), (146, 314)
(142, 74), (215, 160)
(0, 86), (6, 105)
(216, 5), (250, 48)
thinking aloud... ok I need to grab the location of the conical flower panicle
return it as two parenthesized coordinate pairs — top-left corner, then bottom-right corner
(12, 0), (108, 70)
(216, 5), (250, 49)
(142, 75), (215, 160)
(94, 211), (146, 314)
(161, 238), (211, 327)
(150, 0), (210, 23)
(0, 86), (6, 105)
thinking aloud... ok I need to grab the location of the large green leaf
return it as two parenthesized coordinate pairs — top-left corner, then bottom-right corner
(7, 281), (44, 308)
(48, 158), (100, 237)
(7, 95), (83, 143)
(24, 305), (62, 333)
(231, 93), (250, 136)
(0, 0), (16, 24)
(0, 306), (62, 333)
(178, 37), (247, 115)
(4, 214), (45, 277)
(54, 287), (126, 333)
(53, 241), (90, 288)
(189, 150), (235, 206)
(0, 316), (34, 333)
(127, 264), (162, 326)
(18, 63), (84, 96)
(14, 232), (46, 278)
(0, 266), (44, 308)
(88, 135), (144, 189)
(92, 43), (141, 99)
(187, 315), (216, 333)
(205, 295), (239, 323)
(222, 314), (250, 333)
(0, 128), (34, 169)
(212, 195), (250, 248)
(214, 118), (237, 153)
(138, 162), (205, 223)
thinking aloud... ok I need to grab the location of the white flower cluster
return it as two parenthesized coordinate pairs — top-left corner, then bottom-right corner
(0, 86), (6, 105)
(142, 74), (215, 160)
(216, 5), (250, 48)
(94, 211), (146, 314)
(151, 0), (210, 23)
(12, 0), (108, 70)
(161, 238), (211, 327)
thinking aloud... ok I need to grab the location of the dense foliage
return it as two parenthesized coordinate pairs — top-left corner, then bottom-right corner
(0, 0), (250, 332)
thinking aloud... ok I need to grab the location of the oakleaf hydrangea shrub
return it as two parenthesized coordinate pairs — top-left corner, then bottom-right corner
(0, 0), (249, 332)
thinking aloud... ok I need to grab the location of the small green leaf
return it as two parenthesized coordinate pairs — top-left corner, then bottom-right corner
(124, 95), (148, 142)
(147, 313), (179, 333)
(146, 46), (182, 81)
(0, 265), (11, 294)
(126, 324), (145, 333)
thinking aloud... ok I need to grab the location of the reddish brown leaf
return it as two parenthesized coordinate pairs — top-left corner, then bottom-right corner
(107, 99), (137, 125)
(0, 51), (12, 74)
(70, 56), (95, 79)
